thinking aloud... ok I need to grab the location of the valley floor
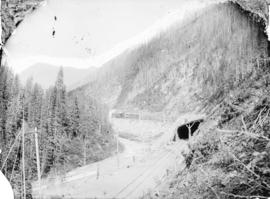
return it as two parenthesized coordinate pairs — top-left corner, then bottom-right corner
(32, 118), (188, 199)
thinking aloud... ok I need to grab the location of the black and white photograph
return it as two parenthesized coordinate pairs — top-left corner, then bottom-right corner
(1, 0), (270, 198)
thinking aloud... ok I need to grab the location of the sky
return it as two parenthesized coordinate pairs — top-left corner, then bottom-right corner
(4, 0), (207, 73)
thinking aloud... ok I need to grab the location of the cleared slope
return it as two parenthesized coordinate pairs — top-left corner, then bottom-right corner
(128, 1), (269, 115)
(75, 0), (269, 118)
(142, 1), (270, 198)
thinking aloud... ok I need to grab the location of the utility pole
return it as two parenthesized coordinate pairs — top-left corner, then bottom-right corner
(34, 127), (41, 197)
(83, 140), (86, 166)
(96, 163), (100, 180)
(116, 132), (119, 168)
(22, 118), (26, 199)
(163, 112), (165, 123)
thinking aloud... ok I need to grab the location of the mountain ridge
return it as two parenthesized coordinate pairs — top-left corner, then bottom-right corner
(72, 0), (269, 119)
(19, 63), (97, 89)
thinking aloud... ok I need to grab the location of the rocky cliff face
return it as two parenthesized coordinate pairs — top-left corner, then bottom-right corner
(77, 0), (269, 119)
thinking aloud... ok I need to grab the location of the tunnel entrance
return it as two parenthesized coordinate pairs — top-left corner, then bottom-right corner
(174, 119), (203, 140)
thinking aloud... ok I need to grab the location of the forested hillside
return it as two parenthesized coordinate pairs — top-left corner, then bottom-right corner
(137, 1), (270, 198)
(0, 66), (116, 197)
(1, 1), (117, 198)
(77, 0), (269, 118)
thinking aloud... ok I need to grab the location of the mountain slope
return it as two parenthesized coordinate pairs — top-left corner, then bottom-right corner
(20, 63), (96, 89)
(141, 1), (270, 198)
(74, 0), (269, 119)
(73, 1), (270, 198)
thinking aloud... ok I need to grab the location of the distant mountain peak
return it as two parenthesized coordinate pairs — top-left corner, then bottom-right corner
(19, 63), (96, 89)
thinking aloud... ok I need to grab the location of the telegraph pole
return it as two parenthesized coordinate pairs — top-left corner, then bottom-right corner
(34, 127), (41, 197)
(116, 132), (119, 168)
(22, 117), (26, 199)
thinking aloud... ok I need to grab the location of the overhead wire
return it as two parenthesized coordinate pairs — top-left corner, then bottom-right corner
(1, 131), (22, 171)
(9, 137), (21, 182)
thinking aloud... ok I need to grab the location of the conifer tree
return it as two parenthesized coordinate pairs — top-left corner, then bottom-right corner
(30, 83), (43, 128)
(23, 77), (33, 123)
(70, 96), (80, 137)
(0, 64), (116, 197)
(0, 66), (13, 160)
(54, 67), (68, 135)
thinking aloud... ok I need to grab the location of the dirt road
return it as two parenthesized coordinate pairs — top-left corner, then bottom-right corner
(32, 118), (187, 199)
